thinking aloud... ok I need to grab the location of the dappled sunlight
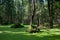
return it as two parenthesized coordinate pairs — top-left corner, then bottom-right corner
(0, 31), (27, 34)
(48, 28), (60, 35)
(0, 30), (60, 40)
(0, 28), (60, 37)
(0, 31), (3, 34)
(0, 0), (60, 40)
(0, 25), (12, 27)
(0, 26), (60, 40)
(24, 33), (38, 36)
(50, 28), (60, 31)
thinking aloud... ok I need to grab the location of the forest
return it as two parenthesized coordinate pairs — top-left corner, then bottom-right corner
(0, 0), (60, 40)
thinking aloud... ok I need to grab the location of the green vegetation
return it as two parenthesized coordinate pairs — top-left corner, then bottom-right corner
(0, 0), (60, 40)
(0, 25), (60, 40)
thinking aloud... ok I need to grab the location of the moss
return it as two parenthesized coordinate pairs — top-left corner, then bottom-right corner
(11, 24), (24, 28)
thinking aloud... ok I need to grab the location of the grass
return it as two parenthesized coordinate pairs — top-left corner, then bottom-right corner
(0, 25), (60, 40)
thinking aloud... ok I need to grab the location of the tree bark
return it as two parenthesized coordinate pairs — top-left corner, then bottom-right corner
(47, 0), (55, 28)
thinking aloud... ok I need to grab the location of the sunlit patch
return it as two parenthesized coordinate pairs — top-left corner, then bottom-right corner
(24, 33), (38, 36)
(0, 26), (60, 40)
(50, 29), (60, 32)
(2, 31), (27, 34)
(50, 32), (60, 35)
(0, 31), (3, 33)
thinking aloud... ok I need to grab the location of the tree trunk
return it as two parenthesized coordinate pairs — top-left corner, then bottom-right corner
(47, 0), (55, 28)
(37, 14), (40, 31)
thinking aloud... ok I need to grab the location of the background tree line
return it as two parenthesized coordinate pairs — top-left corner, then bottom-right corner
(0, 0), (60, 32)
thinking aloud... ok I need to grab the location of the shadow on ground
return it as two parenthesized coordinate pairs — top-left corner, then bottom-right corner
(0, 32), (60, 40)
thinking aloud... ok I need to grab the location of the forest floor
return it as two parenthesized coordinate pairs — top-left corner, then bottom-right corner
(0, 25), (60, 40)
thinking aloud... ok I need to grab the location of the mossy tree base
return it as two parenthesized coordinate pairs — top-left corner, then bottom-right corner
(26, 25), (40, 33)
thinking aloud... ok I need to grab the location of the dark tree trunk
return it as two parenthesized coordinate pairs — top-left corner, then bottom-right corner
(29, 0), (36, 28)
(31, 0), (36, 26)
(27, 0), (37, 33)
(21, 0), (24, 25)
(47, 0), (55, 28)
(37, 14), (40, 31)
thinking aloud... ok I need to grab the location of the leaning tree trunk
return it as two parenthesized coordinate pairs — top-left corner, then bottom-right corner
(27, 0), (37, 33)
(31, 0), (36, 27)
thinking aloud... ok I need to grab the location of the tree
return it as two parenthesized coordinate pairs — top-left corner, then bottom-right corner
(27, 0), (41, 33)
(11, 0), (24, 28)
(47, 0), (55, 28)
(4, 0), (15, 24)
